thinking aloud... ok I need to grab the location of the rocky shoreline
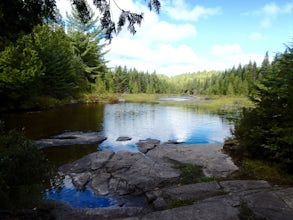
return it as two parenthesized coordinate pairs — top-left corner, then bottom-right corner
(49, 138), (293, 220)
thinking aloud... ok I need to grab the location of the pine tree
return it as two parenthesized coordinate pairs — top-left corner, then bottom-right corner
(67, 3), (108, 92)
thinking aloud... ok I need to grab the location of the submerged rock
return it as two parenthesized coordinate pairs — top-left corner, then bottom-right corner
(35, 131), (107, 148)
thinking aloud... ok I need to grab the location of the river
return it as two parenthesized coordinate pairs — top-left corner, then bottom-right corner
(0, 101), (234, 207)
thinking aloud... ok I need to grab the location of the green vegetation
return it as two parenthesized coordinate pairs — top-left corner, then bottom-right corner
(174, 163), (220, 184)
(0, 3), (108, 111)
(0, 121), (51, 210)
(233, 159), (293, 186)
(175, 163), (203, 184)
(167, 198), (194, 209)
(122, 93), (160, 103)
(233, 44), (293, 174)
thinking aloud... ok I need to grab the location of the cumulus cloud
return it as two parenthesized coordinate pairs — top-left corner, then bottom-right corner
(207, 43), (265, 70)
(103, 0), (199, 76)
(165, 0), (221, 21)
(106, 36), (199, 76)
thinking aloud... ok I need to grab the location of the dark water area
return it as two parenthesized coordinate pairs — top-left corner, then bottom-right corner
(0, 103), (104, 139)
(0, 102), (234, 208)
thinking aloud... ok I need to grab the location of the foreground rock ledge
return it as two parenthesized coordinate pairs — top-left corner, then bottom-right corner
(54, 141), (293, 220)
(59, 142), (238, 196)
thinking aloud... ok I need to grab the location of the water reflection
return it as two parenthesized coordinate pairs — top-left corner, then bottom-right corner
(99, 103), (232, 151)
(45, 175), (118, 208)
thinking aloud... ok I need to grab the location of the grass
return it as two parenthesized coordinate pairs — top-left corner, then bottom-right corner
(167, 198), (194, 209)
(224, 139), (293, 186)
(175, 163), (203, 184)
(80, 93), (120, 104)
(122, 94), (253, 113)
(174, 163), (220, 184)
(184, 96), (253, 113)
(122, 93), (160, 103)
(232, 159), (293, 186)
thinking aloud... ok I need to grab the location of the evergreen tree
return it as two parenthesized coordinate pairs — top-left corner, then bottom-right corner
(0, 32), (44, 109)
(33, 25), (80, 99)
(234, 44), (293, 172)
(67, 3), (108, 92)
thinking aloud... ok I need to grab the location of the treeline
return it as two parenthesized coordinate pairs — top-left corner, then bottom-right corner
(102, 66), (171, 94)
(108, 53), (270, 97)
(169, 54), (271, 96)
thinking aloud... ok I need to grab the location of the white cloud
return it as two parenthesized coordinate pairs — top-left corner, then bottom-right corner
(166, 0), (221, 21)
(145, 22), (196, 43)
(106, 37), (199, 76)
(102, 0), (199, 76)
(243, 2), (293, 28)
(249, 32), (263, 40)
(263, 2), (293, 15)
(260, 2), (293, 28)
(263, 2), (279, 15)
(207, 43), (265, 70)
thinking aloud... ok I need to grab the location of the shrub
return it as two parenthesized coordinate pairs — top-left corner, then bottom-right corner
(0, 121), (51, 210)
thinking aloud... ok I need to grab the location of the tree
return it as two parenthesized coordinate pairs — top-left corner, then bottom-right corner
(234, 44), (293, 172)
(67, 3), (108, 92)
(32, 25), (81, 99)
(0, 33), (44, 109)
(0, 0), (56, 48)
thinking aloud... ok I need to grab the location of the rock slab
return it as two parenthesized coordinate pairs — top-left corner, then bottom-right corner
(35, 131), (107, 148)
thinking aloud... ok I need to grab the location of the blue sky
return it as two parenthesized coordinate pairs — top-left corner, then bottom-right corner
(57, 0), (293, 76)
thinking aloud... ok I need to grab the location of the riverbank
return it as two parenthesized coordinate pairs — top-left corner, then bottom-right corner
(0, 93), (253, 113)
(122, 94), (253, 112)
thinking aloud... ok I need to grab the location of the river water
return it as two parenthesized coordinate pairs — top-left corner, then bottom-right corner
(0, 101), (234, 208)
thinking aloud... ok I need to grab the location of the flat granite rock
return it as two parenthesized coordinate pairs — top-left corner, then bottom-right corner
(54, 142), (293, 220)
(36, 131), (107, 148)
(146, 143), (238, 178)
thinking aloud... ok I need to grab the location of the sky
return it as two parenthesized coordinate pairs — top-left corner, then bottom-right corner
(57, 0), (293, 77)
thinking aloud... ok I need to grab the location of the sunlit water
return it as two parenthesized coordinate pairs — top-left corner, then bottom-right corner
(1, 101), (233, 208)
(99, 103), (232, 152)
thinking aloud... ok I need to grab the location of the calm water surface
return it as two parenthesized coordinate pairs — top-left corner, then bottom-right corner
(1, 102), (233, 207)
